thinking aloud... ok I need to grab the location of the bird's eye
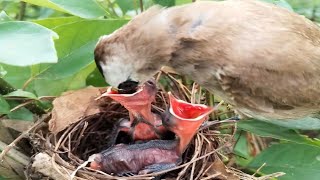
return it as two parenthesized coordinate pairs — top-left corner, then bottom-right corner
(146, 80), (155, 86)
(162, 111), (173, 125)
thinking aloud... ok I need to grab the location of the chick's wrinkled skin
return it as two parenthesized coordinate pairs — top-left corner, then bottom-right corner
(90, 94), (213, 175)
(100, 79), (168, 143)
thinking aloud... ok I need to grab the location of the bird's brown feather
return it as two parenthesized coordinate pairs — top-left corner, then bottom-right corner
(95, 0), (320, 121)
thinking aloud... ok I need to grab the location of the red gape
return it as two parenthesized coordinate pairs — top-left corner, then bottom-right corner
(90, 92), (214, 175)
(165, 92), (214, 154)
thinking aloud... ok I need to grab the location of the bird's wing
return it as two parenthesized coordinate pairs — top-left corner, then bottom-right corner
(215, 61), (320, 119)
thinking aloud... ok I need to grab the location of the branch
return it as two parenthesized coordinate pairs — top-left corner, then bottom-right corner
(0, 78), (15, 95)
(139, 0), (144, 12)
(0, 78), (46, 116)
(18, 2), (27, 21)
(0, 140), (29, 166)
(0, 114), (49, 162)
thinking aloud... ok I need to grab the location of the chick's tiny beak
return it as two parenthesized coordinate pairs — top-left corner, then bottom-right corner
(166, 92), (214, 154)
(90, 154), (103, 170)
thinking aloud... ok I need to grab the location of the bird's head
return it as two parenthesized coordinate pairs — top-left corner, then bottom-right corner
(94, 37), (159, 89)
(162, 92), (214, 154)
(94, 6), (174, 89)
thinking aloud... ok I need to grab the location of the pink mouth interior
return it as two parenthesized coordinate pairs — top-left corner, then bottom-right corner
(169, 93), (213, 119)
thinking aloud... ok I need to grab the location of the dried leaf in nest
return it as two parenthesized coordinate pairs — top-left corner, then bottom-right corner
(49, 86), (102, 134)
(207, 156), (239, 180)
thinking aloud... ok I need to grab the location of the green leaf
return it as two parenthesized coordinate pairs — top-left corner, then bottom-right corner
(0, 21), (58, 66)
(4, 89), (37, 99)
(261, 117), (320, 130)
(0, 64), (30, 89)
(238, 120), (320, 147)
(2, 19), (128, 96)
(0, 96), (10, 114)
(0, 65), (7, 78)
(86, 68), (108, 87)
(116, 0), (139, 14)
(176, 0), (191, 5)
(7, 107), (34, 121)
(248, 143), (320, 180)
(153, 0), (175, 7)
(33, 16), (83, 29)
(234, 132), (253, 167)
(261, 0), (294, 11)
(22, 0), (106, 18)
(0, 11), (11, 21)
(234, 132), (251, 159)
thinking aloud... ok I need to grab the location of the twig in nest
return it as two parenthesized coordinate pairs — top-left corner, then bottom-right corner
(0, 140), (29, 166)
(0, 114), (50, 161)
(253, 163), (266, 176)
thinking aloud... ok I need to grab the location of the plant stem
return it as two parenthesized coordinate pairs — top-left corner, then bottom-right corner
(0, 140), (29, 166)
(0, 78), (15, 95)
(0, 78), (46, 116)
(18, 2), (27, 21)
(139, 0), (144, 12)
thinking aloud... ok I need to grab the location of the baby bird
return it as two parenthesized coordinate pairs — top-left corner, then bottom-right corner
(90, 92), (214, 175)
(99, 79), (167, 144)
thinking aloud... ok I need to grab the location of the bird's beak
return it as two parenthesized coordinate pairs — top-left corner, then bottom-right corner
(97, 79), (157, 120)
(90, 154), (102, 170)
(166, 92), (214, 154)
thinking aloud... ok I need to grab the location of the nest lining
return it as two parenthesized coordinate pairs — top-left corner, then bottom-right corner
(25, 73), (283, 180)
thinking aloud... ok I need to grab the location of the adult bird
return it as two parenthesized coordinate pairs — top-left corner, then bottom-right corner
(94, 0), (320, 129)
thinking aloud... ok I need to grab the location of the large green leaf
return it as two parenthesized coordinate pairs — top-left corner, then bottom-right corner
(22, 0), (106, 18)
(2, 19), (128, 96)
(86, 68), (108, 87)
(238, 120), (320, 147)
(116, 0), (139, 14)
(0, 95), (10, 114)
(0, 21), (58, 66)
(261, 0), (294, 11)
(0, 65), (6, 78)
(153, 0), (175, 7)
(6, 101), (34, 121)
(176, 0), (191, 5)
(248, 143), (320, 180)
(4, 89), (37, 99)
(0, 11), (11, 21)
(33, 16), (83, 29)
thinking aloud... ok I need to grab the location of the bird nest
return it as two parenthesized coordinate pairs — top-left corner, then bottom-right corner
(24, 73), (282, 180)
